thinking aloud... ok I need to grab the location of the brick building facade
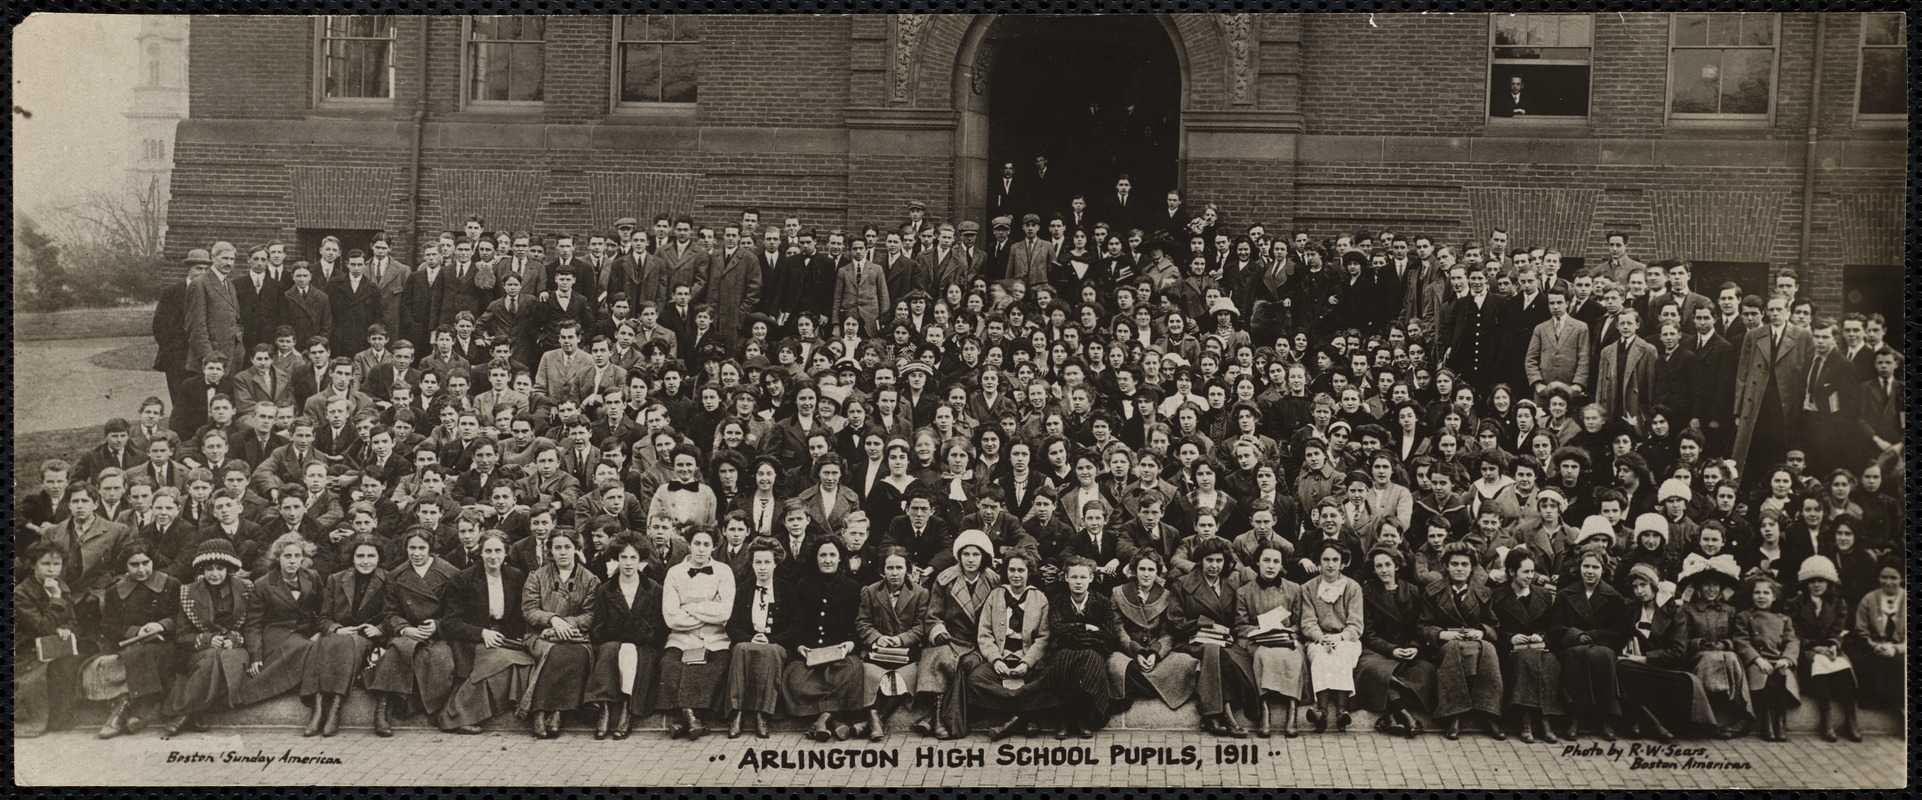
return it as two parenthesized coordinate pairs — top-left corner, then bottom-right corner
(166, 13), (1906, 321)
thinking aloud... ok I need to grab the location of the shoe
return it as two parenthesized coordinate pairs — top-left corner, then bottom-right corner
(1254, 703), (1271, 739)
(320, 695), (341, 737)
(159, 714), (192, 739)
(832, 722), (853, 741)
(1078, 725), (1094, 740)
(754, 712), (770, 739)
(1539, 719), (1558, 744)
(612, 702), (631, 740)
(667, 714), (687, 739)
(728, 711), (744, 740)
(1055, 725), (1072, 740)
(1335, 712), (1351, 732)
(530, 711), (548, 739)
(868, 710), (886, 742)
(544, 711), (563, 739)
(910, 715), (934, 737)
(1519, 728), (1535, 744)
(1402, 710), (1423, 739)
(1305, 707), (1326, 733)
(1221, 715), (1249, 738)
(100, 696), (132, 740)
(300, 694), (326, 738)
(125, 715), (149, 735)
(595, 703), (613, 740)
(1638, 706), (1673, 743)
(1562, 719), (1580, 741)
(1600, 718), (1616, 742)
(372, 695), (395, 738)
(1490, 724), (1507, 741)
(1820, 728), (1838, 743)
(682, 708), (706, 740)
(989, 716), (1026, 742)
(1444, 717), (1461, 740)
(451, 725), (484, 735)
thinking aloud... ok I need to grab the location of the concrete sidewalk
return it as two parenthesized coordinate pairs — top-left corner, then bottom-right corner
(14, 337), (168, 434)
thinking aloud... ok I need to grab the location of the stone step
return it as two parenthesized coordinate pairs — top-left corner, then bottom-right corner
(77, 691), (1901, 738)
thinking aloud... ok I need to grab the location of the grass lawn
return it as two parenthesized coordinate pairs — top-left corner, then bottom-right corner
(16, 427), (99, 497)
(88, 340), (157, 371)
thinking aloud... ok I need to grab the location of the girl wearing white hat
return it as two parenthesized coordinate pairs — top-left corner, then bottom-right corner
(1785, 556), (1860, 742)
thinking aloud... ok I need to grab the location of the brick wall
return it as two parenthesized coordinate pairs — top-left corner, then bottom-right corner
(189, 16), (313, 119)
(697, 15), (850, 128)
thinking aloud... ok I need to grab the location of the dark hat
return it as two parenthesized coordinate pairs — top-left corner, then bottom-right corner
(192, 538), (243, 571)
(1021, 213), (1041, 224)
(907, 200), (927, 211)
(958, 221), (980, 234)
(183, 249), (213, 266)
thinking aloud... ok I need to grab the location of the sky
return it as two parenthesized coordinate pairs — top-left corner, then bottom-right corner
(14, 13), (145, 215)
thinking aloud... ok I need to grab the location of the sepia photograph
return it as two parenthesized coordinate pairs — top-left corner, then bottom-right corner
(9, 10), (1909, 789)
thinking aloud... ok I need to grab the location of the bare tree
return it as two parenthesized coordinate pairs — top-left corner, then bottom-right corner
(38, 177), (168, 305)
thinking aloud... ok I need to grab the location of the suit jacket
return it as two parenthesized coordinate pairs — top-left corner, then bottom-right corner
(1651, 346), (1707, 424)
(493, 258), (546, 302)
(400, 267), (447, 348)
(171, 375), (237, 435)
(234, 270), (284, 350)
(534, 293), (599, 352)
(1683, 332), (1737, 424)
(1856, 373), (1901, 447)
(328, 276), (383, 356)
(834, 259), (890, 333)
(1008, 239), (1052, 289)
(186, 271), (245, 372)
(153, 280), (194, 373)
(1731, 325), (1814, 465)
(1525, 315), (1591, 389)
(1594, 336), (1658, 429)
(366, 258), (411, 337)
(281, 286), (333, 351)
(655, 241), (710, 300)
(230, 361), (294, 411)
(441, 260), (494, 321)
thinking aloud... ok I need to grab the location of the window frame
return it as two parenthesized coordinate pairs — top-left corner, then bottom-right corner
(1485, 13), (1595, 124)
(610, 15), (701, 113)
(312, 15), (397, 108)
(1854, 12), (1906, 122)
(1664, 12), (1781, 125)
(462, 15), (547, 111)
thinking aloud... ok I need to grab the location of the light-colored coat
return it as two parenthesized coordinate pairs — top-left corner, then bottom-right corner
(367, 257), (412, 336)
(1525, 315), (1592, 389)
(833, 259), (890, 335)
(186, 270), (245, 371)
(1594, 335), (1658, 429)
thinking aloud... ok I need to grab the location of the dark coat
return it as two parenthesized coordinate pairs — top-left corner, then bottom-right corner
(281, 285), (333, 352)
(235, 271), (284, 350)
(1548, 581), (1629, 652)
(590, 574), (666, 645)
(153, 280), (194, 373)
(328, 276), (384, 357)
(776, 571), (862, 650)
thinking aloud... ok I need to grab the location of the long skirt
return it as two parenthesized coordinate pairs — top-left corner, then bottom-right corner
(439, 645), (534, 729)
(861, 659), (920, 706)
(1432, 639), (1503, 718)
(364, 637), (459, 715)
(962, 654), (1056, 712)
(1617, 658), (1716, 733)
(1305, 639), (1362, 696)
(1178, 643), (1257, 715)
(780, 654), (867, 715)
(1502, 647), (1565, 714)
(80, 641), (177, 703)
(584, 642), (662, 714)
(162, 646), (249, 718)
(236, 628), (316, 705)
(658, 647), (731, 710)
(16, 656), (82, 737)
(300, 631), (377, 697)
(1355, 651), (1437, 712)
(1557, 644), (1621, 717)
(914, 641), (973, 696)
(726, 642), (786, 714)
(1043, 648), (1113, 727)
(1688, 650), (1753, 722)
(522, 639), (593, 713)
(1108, 650), (1199, 708)
(1244, 644), (1306, 701)
(1844, 641), (1903, 709)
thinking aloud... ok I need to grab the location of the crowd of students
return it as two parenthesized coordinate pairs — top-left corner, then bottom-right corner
(14, 202), (1906, 746)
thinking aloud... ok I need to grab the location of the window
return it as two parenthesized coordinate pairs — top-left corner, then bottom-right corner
(1668, 13), (1778, 119)
(1857, 13), (1906, 118)
(318, 16), (395, 101)
(616, 16), (699, 105)
(1488, 14), (1592, 119)
(467, 16), (545, 104)
(143, 139), (165, 161)
(146, 43), (162, 87)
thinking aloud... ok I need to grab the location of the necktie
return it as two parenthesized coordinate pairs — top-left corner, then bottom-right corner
(1806, 356), (1825, 410)
(507, 297), (515, 314)
(758, 498), (770, 531)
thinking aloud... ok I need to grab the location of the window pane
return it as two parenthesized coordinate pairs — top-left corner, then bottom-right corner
(508, 43), (543, 101)
(1708, 15), (1740, 46)
(1560, 15), (1591, 46)
(674, 16), (701, 41)
(1740, 14), (1775, 46)
(1674, 14), (1707, 46)
(647, 16), (671, 41)
(1492, 62), (1590, 117)
(1863, 13), (1903, 46)
(1670, 49), (1719, 113)
(621, 43), (661, 103)
(1859, 49), (1905, 115)
(662, 44), (697, 102)
(1493, 15), (1526, 46)
(621, 16), (648, 41)
(1719, 48), (1773, 114)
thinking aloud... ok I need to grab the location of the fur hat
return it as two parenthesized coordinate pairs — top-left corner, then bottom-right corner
(1797, 555), (1841, 585)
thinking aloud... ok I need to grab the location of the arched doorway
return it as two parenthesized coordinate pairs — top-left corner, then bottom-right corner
(953, 16), (1185, 227)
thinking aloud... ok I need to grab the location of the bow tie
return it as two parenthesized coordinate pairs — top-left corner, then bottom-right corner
(688, 566), (713, 576)
(668, 481), (701, 493)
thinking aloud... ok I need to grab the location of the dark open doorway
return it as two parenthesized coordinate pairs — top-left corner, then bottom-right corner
(985, 16), (1181, 223)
